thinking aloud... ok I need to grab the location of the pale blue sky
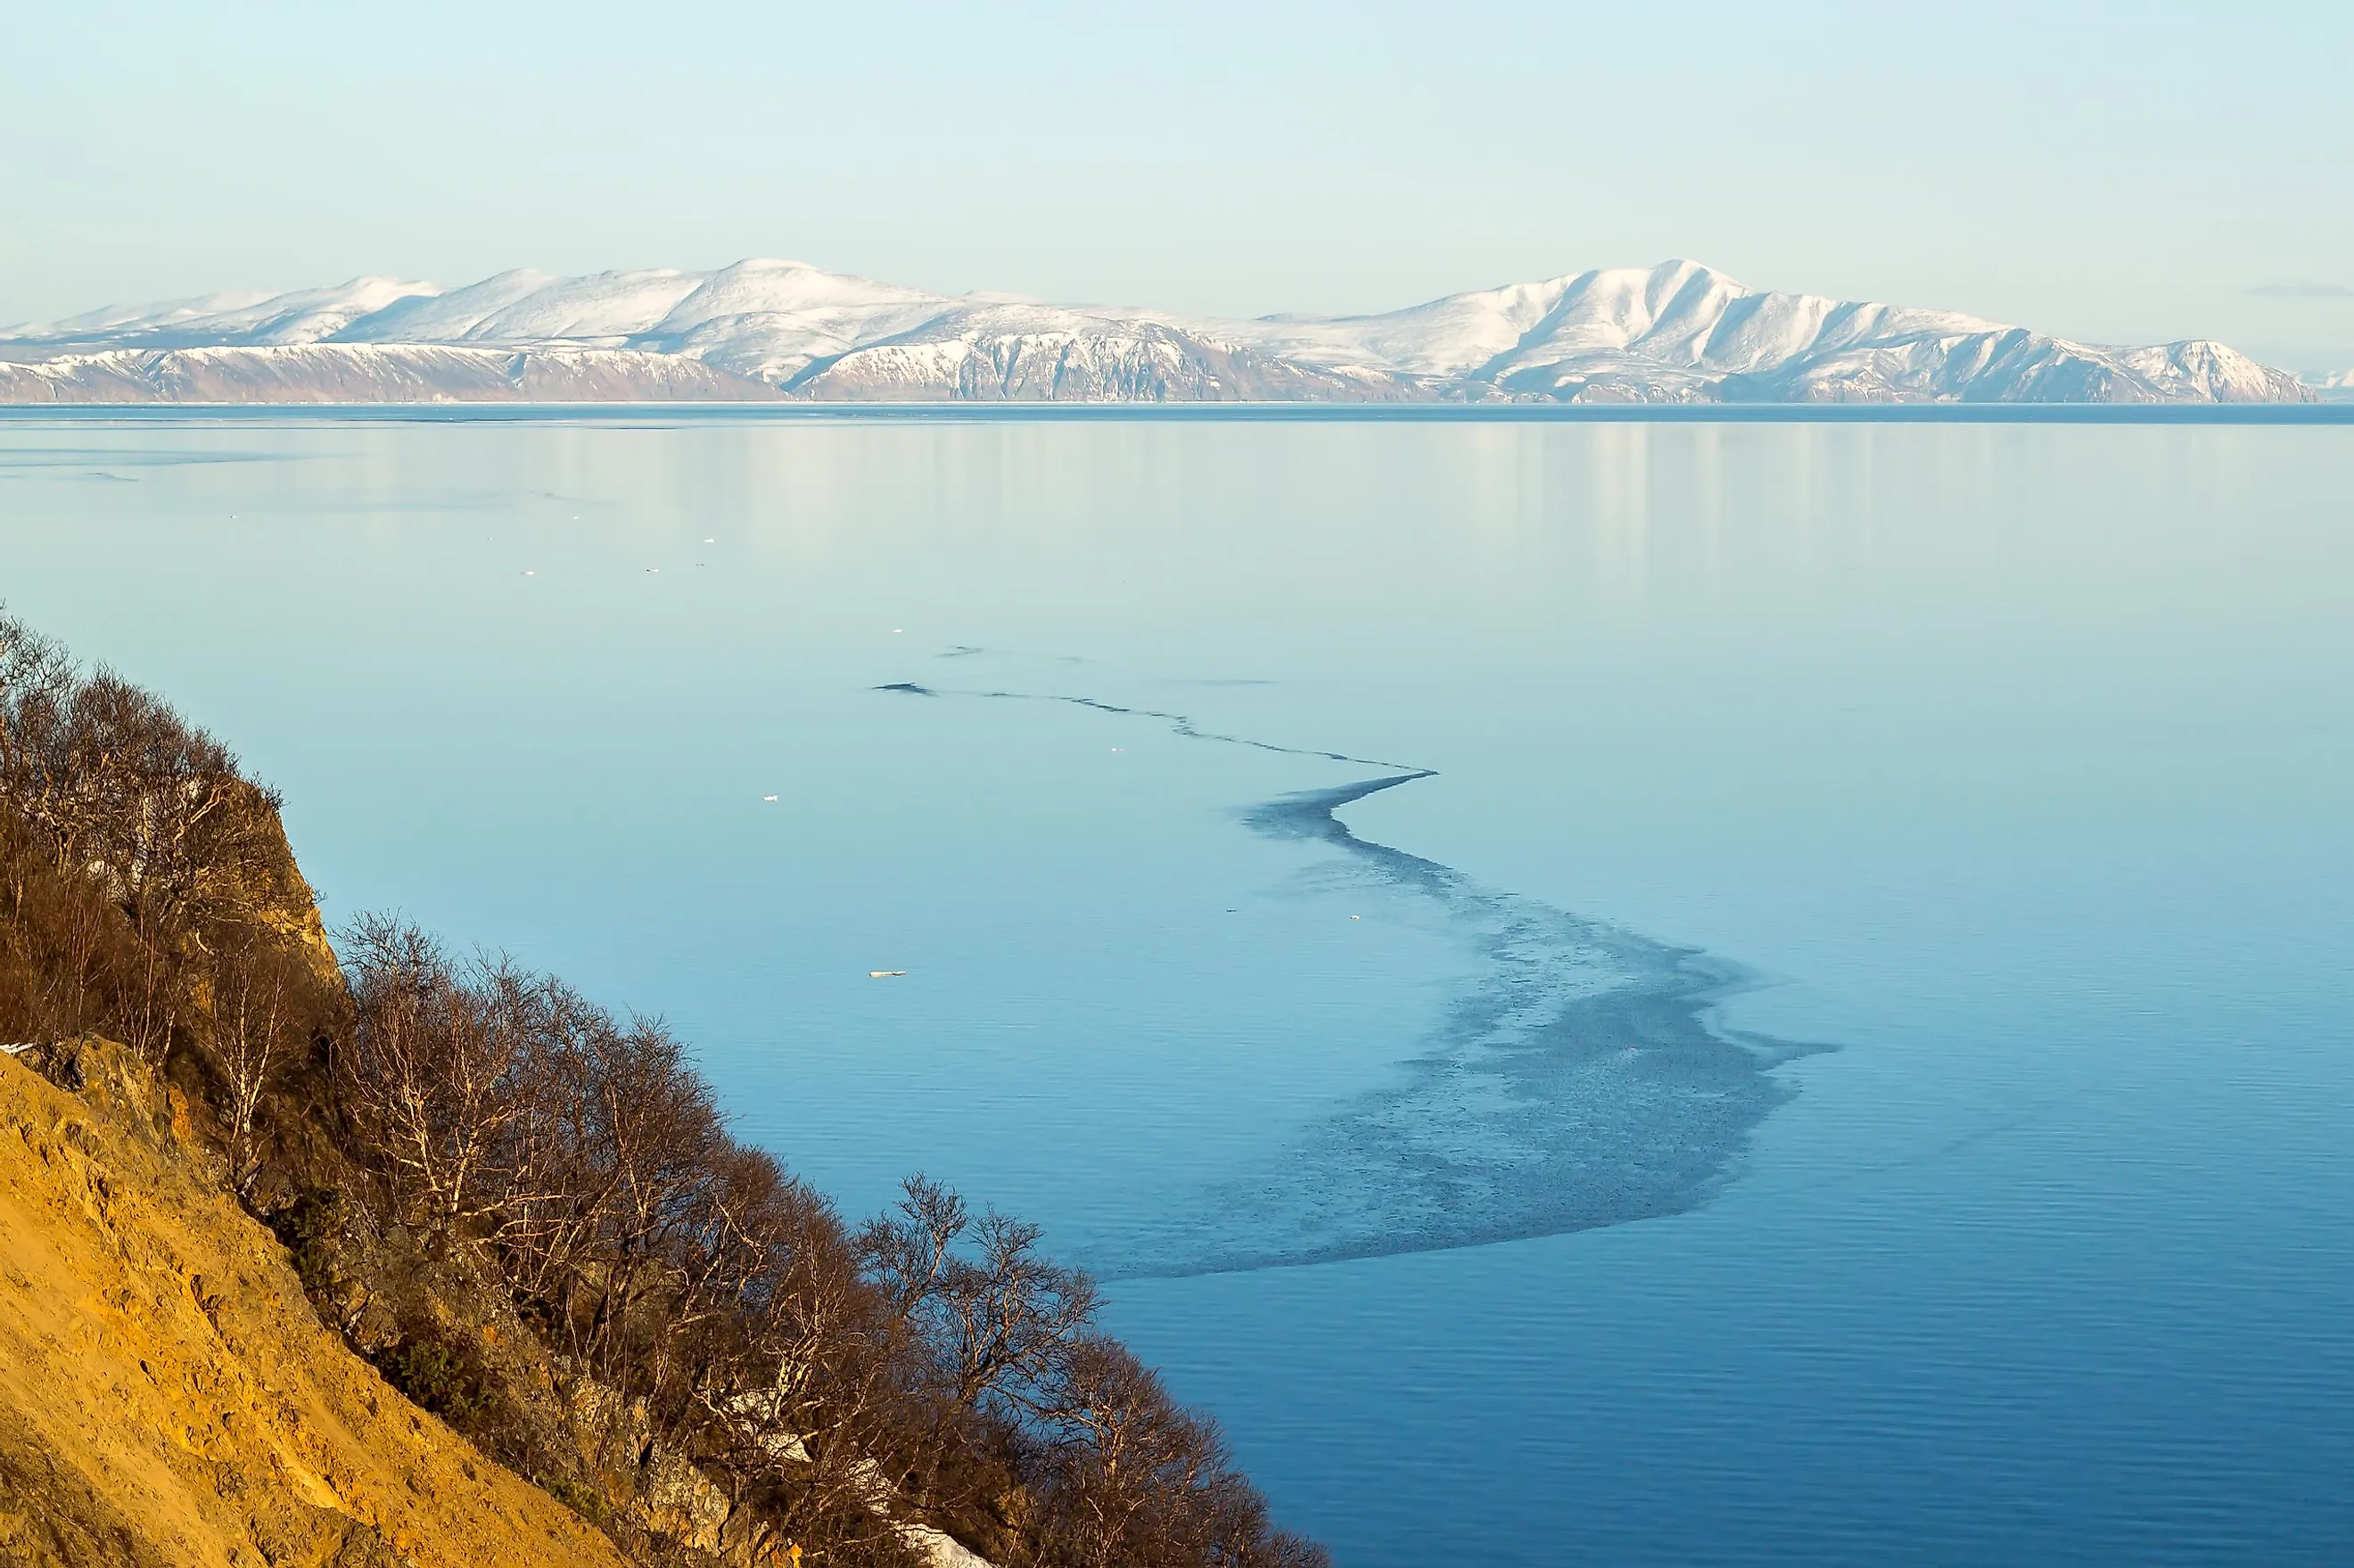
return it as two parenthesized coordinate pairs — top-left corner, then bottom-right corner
(7, 0), (2351, 365)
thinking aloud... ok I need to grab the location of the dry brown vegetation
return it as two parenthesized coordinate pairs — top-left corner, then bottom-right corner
(0, 608), (1328, 1568)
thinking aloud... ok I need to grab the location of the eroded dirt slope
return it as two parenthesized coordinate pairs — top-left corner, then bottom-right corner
(0, 1040), (629, 1568)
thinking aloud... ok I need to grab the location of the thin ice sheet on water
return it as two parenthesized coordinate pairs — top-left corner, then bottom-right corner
(875, 678), (1831, 1279)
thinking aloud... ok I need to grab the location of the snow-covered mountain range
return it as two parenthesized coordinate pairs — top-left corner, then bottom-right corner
(0, 259), (2313, 405)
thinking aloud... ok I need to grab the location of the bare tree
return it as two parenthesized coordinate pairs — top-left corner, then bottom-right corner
(0, 804), (136, 1044)
(207, 926), (300, 1197)
(486, 975), (619, 1301)
(1031, 1337), (1234, 1568)
(340, 915), (543, 1244)
(696, 1170), (926, 1565)
(0, 612), (78, 838)
(861, 1176), (1100, 1420)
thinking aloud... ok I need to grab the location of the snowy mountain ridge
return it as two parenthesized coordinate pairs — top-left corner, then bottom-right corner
(0, 259), (2312, 405)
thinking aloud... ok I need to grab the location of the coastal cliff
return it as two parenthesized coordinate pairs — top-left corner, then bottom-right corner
(0, 1037), (630, 1568)
(0, 610), (1325, 1568)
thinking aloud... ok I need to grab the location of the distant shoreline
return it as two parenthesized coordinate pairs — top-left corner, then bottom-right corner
(4, 401), (2352, 426)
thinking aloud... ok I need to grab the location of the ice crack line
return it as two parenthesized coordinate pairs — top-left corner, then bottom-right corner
(873, 681), (1431, 776)
(870, 677), (1830, 1277)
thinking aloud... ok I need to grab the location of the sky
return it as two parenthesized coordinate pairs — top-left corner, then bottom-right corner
(6, 0), (2352, 367)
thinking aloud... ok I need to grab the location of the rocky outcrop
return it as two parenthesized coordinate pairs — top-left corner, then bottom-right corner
(0, 1037), (630, 1568)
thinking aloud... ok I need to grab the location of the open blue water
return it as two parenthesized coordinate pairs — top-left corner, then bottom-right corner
(4, 412), (2350, 1564)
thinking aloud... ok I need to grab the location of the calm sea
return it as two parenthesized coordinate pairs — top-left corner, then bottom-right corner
(4, 411), (2350, 1564)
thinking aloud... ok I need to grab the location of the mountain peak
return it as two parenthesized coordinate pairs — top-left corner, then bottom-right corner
(0, 261), (2311, 406)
